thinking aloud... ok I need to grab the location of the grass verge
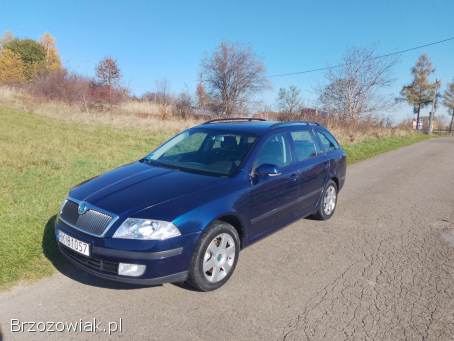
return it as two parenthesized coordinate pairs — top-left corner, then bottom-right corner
(0, 106), (431, 290)
(0, 107), (173, 290)
(344, 134), (431, 164)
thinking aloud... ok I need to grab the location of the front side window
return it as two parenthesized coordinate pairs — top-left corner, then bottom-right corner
(316, 130), (339, 152)
(290, 130), (318, 161)
(254, 133), (291, 168)
(145, 129), (257, 176)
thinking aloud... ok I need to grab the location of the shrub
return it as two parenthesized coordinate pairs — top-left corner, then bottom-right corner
(28, 69), (88, 104)
(174, 93), (194, 119)
(27, 69), (127, 110)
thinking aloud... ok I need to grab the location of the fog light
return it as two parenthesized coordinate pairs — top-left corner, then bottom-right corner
(118, 263), (146, 277)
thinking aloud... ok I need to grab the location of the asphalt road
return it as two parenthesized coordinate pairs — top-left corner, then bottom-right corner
(1, 137), (454, 341)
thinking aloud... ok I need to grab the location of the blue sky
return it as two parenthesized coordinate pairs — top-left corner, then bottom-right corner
(1, 0), (453, 120)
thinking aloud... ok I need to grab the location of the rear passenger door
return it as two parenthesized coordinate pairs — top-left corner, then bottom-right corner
(313, 128), (346, 188)
(289, 129), (327, 213)
(248, 132), (299, 240)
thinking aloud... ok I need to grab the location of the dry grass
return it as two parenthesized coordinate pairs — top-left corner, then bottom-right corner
(328, 125), (412, 145)
(0, 86), (415, 143)
(260, 110), (414, 145)
(0, 86), (200, 133)
(0, 86), (29, 108)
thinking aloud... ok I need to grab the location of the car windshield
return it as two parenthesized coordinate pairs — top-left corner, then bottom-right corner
(144, 129), (257, 176)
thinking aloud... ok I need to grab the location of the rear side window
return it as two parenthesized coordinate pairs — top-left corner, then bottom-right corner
(290, 130), (317, 161)
(316, 130), (339, 152)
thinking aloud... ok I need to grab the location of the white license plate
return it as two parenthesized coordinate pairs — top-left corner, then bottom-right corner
(58, 231), (90, 257)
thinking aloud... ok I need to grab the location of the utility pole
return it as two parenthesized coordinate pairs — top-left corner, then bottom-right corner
(428, 80), (440, 135)
(449, 108), (454, 136)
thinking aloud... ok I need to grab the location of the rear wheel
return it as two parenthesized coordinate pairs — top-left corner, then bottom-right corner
(187, 221), (240, 291)
(313, 180), (338, 220)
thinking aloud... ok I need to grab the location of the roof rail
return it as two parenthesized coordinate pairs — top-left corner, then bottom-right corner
(203, 117), (267, 124)
(269, 121), (321, 129)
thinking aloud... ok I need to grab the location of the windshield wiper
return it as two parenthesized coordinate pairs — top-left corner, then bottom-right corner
(141, 158), (182, 171)
(142, 158), (228, 177)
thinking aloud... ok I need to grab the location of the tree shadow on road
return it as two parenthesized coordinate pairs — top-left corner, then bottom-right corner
(42, 215), (159, 291)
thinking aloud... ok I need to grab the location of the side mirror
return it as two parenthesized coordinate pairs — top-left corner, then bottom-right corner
(254, 164), (281, 177)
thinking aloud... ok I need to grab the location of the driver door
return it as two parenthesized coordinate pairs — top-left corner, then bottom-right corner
(248, 132), (299, 242)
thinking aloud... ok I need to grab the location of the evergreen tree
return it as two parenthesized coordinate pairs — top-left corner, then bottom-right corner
(39, 32), (62, 72)
(0, 48), (25, 84)
(400, 54), (438, 130)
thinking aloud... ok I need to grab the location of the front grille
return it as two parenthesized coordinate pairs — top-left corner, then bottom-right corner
(60, 245), (119, 275)
(60, 200), (114, 236)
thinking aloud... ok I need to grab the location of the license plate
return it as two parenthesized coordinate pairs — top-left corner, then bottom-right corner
(58, 231), (90, 257)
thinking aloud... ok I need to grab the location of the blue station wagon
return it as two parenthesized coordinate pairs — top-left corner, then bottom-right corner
(56, 118), (347, 291)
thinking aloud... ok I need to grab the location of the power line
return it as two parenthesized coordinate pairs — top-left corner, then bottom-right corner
(269, 36), (454, 78)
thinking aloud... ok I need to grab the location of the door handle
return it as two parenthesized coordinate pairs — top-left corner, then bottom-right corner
(289, 173), (298, 181)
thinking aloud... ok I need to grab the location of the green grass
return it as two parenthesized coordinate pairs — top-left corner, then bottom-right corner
(0, 106), (431, 289)
(344, 134), (431, 164)
(0, 107), (173, 290)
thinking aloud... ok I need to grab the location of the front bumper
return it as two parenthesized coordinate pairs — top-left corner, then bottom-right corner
(55, 218), (200, 285)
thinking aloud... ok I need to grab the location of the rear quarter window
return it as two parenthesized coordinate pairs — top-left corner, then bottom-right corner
(316, 130), (340, 152)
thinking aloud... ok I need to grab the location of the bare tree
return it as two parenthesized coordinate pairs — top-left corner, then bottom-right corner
(143, 79), (172, 105)
(96, 57), (121, 104)
(427, 80), (441, 134)
(443, 80), (454, 135)
(96, 57), (121, 87)
(277, 85), (302, 115)
(200, 42), (268, 116)
(319, 47), (396, 121)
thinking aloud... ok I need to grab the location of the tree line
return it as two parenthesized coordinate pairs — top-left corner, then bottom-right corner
(275, 51), (453, 134)
(0, 31), (453, 133)
(0, 32), (126, 109)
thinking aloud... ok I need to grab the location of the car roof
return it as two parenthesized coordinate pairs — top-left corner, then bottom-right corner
(194, 119), (321, 136)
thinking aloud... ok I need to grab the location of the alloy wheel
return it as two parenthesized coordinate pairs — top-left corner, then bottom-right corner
(202, 233), (236, 283)
(323, 184), (337, 216)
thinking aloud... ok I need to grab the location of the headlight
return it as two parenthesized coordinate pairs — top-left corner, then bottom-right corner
(113, 218), (181, 240)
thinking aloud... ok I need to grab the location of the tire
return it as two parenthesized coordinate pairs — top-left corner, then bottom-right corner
(186, 221), (240, 291)
(312, 180), (338, 220)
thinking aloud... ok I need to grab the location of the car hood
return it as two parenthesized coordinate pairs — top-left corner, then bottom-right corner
(69, 161), (225, 216)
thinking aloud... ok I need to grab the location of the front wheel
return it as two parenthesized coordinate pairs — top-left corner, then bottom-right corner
(313, 180), (338, 220)
(186, 221), (240, 291)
